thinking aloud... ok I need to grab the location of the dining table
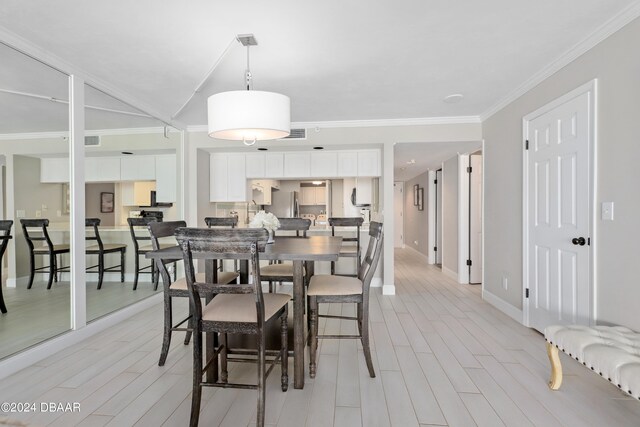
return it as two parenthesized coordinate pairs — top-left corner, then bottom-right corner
(146, 234), (343, 389)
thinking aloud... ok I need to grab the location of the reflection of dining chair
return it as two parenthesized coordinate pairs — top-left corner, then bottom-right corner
(127, 217), (175, 290)
(85, 218), (126, 290)
(308, 221), (383, 379)
(149, 220), (239, 366)
(261, 218), (311, 293)
(329, 217), (364, 277)
(176, 227), (290, 427)
(20, 219), (70, 289)
(0, 220), (13, 313)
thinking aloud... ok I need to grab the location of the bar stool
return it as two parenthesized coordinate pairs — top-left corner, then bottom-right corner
(20, 219), (70, 289)
(127, 217), (176, 290)
(261, 218), (311, 293)
(205, 216), (239, 273)
(0, 220), (13, 313)
(329, 217), (364, 277)
(85, 218), (127, 290)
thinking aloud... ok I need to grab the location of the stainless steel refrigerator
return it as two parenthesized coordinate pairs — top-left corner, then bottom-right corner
(269, 191), (299, 218)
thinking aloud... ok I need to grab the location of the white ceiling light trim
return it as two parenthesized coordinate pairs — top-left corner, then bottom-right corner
(207, 34), (290, 145)
(480, 1), (640, 121)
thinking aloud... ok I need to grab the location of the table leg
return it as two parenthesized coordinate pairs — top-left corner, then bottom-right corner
(293, 260), (305, 389)
(204, 260), (218, 383)
(305, 261), (315, 336)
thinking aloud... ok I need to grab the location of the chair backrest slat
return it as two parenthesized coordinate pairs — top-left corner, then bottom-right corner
(329, 217), (363, 244)
(204, 217), (238, 228)
(20, 219), (53, 251)
(176, 228), (269, 326)
(85, 218), (103, 250)
(276, 218), (311, 237)
(357, 221), (384, 296)
(127, 217), (157, 251)
(0, 220), (13, 258)
(148, 221), (186, 288)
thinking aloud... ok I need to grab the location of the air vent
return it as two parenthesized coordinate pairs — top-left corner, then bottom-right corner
(280, 128), (306, 140)
(84, 135), (100, 146)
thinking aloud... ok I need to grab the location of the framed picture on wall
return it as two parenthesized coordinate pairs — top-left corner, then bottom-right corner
(418, 187), (424, 211)
(413, 184), (419, 206)
(100, 192), (114, 213)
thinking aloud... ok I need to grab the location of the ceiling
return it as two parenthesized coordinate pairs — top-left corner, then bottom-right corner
(0, 0), (636, 133)
(394, 141), (482, 181)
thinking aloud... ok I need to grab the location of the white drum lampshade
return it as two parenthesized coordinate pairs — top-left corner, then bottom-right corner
(207, 90), (290, 141)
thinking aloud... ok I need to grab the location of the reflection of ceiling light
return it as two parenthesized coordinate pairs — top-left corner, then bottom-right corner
(207, 34), (290, 146)
(312, 181), (323, 185)
(443, 93), (464, 104)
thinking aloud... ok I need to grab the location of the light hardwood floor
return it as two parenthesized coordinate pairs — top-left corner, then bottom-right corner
(1, 248), (639, 426)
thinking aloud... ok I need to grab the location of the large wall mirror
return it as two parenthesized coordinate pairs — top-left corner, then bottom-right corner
(0, 42), (71, 359)
(83, 84), (182, 321)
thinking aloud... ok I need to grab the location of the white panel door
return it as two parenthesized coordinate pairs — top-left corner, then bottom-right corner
(527, 90), (591, 332)
(435, 169), (442, 265)
(394, 182), (403, 248)
(469, 154), (483, 284)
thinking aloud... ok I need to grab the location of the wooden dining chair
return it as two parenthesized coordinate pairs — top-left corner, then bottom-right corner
(128, 217), (176, 290)
(0, 220), (13, 313)
(20, 219), (70, 289)
(205, 216), (239, 272)
(308, 221), (383, 378)
(261, 218), (311, 293)
(328, 217), (364, 277)
(85, 218), (127, 290)
(149, 220), (239, 366)
(176, 227), (290, 427)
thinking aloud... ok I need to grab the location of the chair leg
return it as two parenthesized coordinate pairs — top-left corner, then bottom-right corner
(27, 251), (35, 289)
(133, 253), (140, 290)
(330, 261), (335, 275)
(309, 296), (318, 378)
(361, 302), (375, 378)
(281, 307), (289, 392)
(173, 261), (177, 282)
(0, 263), (7, 313)
(47, 253), (55, 289)
(256, 331), (266, 427)
(184, 303), (193, 345)
(159, 295), (173, 366)
(152, 259), (159, 291)
(53, 254), (58, 283)
(357, 302), (363, 337)
(189, 329), (203, 427)
(268, 280), (273, 293)
(120, 249), (125, 283)
(97, 253), (104, 290)
(220, 333), (228, 383)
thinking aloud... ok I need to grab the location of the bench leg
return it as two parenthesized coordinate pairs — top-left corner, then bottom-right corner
(546, 342), (563, 390)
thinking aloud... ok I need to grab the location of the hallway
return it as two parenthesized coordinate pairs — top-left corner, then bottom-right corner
(0, 248), (638, 426)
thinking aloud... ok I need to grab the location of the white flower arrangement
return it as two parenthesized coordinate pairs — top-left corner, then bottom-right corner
(249, 210), (280, 232)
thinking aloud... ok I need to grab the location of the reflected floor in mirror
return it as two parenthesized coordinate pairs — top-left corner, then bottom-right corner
(0, 280), (159, 359)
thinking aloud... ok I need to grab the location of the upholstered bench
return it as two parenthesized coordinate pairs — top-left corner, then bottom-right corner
(544, 325), (640, 399)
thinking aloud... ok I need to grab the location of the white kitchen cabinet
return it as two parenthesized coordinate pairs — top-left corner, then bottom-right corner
(300, 186), (327, 205)
(284, 153), (310, 178)
(357, 150), (380, 177)
(310, 152), (338, 177)
(155, 154), (177, 202)
(337, 151), (358, 177)
(245, 153), (265, 178)
(251, 180), (272, 205)
(355, 178), (372, 205)
(121, 181), (156, 206)
(85, 156), (121, 182)
(40, 157), (69, 183)
(121, 155), (156, 181)
(265, 153), (284, 178)
(210, 153), (248, 202)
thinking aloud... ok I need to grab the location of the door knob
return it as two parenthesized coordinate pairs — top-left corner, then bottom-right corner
(572, 237), (586, 246)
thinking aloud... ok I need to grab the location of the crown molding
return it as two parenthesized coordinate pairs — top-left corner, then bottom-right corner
(480, 2), (640, 121)
(0, 126), (178, 141)
(186, 115), (481, 133)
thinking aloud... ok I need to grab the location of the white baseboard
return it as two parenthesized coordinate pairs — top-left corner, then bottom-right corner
(382, 284), (395, 295)
(482, 289), (523, 324)
(442, 266), (458, 281)
(0, 292), (163, 380)
(404, 245), (429, 260)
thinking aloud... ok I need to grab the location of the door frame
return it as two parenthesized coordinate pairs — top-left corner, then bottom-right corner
(522, 79), (598, 327)
(393, 181), (404, 248)
(427, 170), (436, 264)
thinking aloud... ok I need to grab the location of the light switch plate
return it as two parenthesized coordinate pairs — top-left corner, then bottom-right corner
(16, 210), (25, 218)
(602, 202), (614, 221)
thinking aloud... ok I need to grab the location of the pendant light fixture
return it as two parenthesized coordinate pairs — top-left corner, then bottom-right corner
(207, 34), (290, 145)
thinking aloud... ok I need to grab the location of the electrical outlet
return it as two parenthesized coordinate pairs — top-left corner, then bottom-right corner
(35, 210), (42, 218)
(16, 210), (25, 218)
(57, 210), (62, 217)
(502, 275), (508, 290)
(41, 204), (48, 210)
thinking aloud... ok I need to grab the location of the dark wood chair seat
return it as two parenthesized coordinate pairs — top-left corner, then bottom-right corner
(176, 227), (289, 427)
(21, 219), (70, 289)
(86, 243), (127, 253)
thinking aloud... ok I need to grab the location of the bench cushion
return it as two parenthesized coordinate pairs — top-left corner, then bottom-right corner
(545, 325), (640, 399)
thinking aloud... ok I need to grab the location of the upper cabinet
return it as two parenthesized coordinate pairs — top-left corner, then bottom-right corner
(265, 153), (284, 178)
(155, 154), (177, 202)
(310, 152), (338, 177)
(357, 150), (380, 177)
(85, 156), (121, 182)
(284, 153), (310, 178)
(40, 157), (69, 183)
(337, 152), (358, 176)
(121, 155), (156, 181)
(246, 153), (266, 178)
(210, 153), (248, 202)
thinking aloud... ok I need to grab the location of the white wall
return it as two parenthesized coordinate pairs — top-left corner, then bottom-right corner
(441, 156), (459, 278)
(483, 16), (640, 330)
(403, 172), (429, 256)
